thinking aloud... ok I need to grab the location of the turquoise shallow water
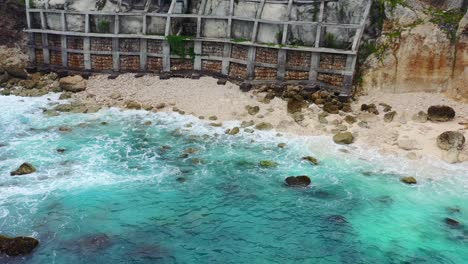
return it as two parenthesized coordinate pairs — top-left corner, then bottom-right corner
(0, 94), (467, 264)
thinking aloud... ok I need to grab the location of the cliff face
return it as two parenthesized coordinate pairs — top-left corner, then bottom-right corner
(0, 0), (27, 47)
(360, 0), (468, 101)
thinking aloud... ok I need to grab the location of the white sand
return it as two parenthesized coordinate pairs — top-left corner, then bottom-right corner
(74, 74), (468, 164)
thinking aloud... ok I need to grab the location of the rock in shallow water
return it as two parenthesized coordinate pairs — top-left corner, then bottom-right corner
(400, 176), (417, 185)
(259, 160), (278, 168)
(10, 163), (36, 176)
(0, 235), (39, 256)
(284, 176), (311, 187)
(445, 217), (461, 228)
(302, 156), (319, 165)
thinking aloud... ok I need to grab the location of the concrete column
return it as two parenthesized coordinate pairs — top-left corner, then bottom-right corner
(277, 49), (286, 81)
(342, 54), (357, 95)
(247, 46), (256, 79)
(315, 1), (325, 48)
(40, 11), (50, 65)
(221, 43), (231, 75)
(140, 39), (147, 71)
(84, 14), (91, 70)
(61, 13), (68, 67)
(162, 41), (171, 72)
(193, 40), (202, 71)
(112, 15), (120, 71)
(84, 38), (91, 70)
(309, 52), (320, 81)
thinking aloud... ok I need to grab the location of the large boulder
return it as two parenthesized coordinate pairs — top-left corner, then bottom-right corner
(333, 132), (354, 145)
(284, 175), (311, 187)
(427, 105), (455, 122)
(10, 163), (36, 176)
(5, 65), (27, 79)
(437, 131), (465, 150)
(0, 235), (39, 256)
(59, 75), (87, 92)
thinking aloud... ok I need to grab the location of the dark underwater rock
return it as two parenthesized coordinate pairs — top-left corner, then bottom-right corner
(259, 160), (278, 168)
(326, 215), (348, 224)
(56, 148), (66, 153)
(284, 175), (311, 187)
(0, 235), (39, 256)
(10, 163), (36, 176)
(75, 234), (111, 252)
(176, 177), (187, 183)
(445, 218), (461, 228)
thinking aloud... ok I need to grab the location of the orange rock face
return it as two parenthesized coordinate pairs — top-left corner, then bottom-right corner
(361, 11), (467, 102)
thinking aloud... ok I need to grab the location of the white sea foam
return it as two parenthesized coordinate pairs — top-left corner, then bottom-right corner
(1, 94), (467, 209)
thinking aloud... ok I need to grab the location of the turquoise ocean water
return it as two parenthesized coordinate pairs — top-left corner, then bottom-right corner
(0, 94), (467, 263)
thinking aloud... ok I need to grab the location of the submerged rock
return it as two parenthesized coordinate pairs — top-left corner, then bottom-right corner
(400, 176), (417, 185)
(184, 148), (199, 154)
(326, 215), (348, 224)
(75, 234), (111, 252)
(58, 126), (72, 132)
(427, 105), (455, 122)
(302, 156), (319, 165)
(284, 176), (311, 187)
(436, 131), (465, 150)
(333, 132), (354, 145)
(176, 177), (187, 183)
(10, 163), (36, 176)
(445, 218), (461, 228)
(259, 160), (278, 168)
(0, 235), (39, 256)
(56, 148), (66, 153)
(277, 143), (287, 148)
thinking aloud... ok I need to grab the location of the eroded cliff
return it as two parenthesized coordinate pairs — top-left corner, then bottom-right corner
(360, 0), (467, 101)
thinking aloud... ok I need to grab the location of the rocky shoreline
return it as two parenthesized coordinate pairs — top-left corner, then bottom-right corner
(1, 65), (467, 165)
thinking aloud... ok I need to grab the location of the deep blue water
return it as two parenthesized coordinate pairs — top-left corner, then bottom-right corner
(0, 94), (467, 263)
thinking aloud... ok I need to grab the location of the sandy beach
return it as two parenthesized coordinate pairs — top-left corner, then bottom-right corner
(69, 74), (468, 164)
